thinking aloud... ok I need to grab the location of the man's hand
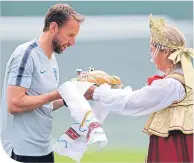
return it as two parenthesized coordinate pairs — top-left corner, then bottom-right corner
(84, 85), (97, 100)
(53, 99), (66, 111)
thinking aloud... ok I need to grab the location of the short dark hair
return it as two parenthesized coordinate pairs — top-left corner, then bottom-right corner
(43, 4), (84, 32)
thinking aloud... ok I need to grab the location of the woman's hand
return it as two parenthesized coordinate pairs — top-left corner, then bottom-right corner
(84, 85), (97, 100)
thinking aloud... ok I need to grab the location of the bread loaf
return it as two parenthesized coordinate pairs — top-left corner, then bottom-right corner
(76, 69), (122, 88)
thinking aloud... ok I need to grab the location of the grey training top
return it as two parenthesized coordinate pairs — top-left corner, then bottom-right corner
(0, 38), (59, 156)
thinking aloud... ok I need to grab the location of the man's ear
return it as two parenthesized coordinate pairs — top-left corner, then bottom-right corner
(49, 22), (59, 34)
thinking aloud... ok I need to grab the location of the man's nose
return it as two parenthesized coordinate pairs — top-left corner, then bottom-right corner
(69, 38), (75, 46)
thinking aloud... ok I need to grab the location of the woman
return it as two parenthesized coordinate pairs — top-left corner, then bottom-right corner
(89, 14), (193, 162)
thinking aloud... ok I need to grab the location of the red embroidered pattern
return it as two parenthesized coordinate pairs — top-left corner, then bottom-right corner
(86, 122), (101, 142)
(65, 127), (80, 140)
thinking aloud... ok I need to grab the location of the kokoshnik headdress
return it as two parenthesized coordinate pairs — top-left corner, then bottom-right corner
(149, 14), (194, 89)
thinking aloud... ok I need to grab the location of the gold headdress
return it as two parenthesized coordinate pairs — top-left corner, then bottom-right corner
(150, 13), (181, 50)
(149, 14), (194, 89)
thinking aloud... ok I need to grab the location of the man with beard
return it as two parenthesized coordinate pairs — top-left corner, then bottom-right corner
(0, 4), (84, 163)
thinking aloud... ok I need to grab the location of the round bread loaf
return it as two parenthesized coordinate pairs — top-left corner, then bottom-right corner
(77, 70), (122, 86)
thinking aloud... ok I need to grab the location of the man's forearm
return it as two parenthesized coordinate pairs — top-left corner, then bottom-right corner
(9, 91), (61, 113)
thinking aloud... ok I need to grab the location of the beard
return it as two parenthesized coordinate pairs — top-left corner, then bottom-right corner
(52, 38), (63, 54)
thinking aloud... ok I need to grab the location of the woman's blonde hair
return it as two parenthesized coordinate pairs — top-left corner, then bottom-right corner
(162, 26), (186, 71)
(162, 26), (186, 49)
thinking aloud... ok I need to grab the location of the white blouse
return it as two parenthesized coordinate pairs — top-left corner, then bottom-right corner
(93, 70), (185, 117)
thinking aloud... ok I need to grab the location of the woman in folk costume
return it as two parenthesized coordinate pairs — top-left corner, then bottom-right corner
(90, 14), (193, 162)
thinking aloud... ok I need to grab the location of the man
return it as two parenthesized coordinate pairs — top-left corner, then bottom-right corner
(0, 4), (84, 162)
